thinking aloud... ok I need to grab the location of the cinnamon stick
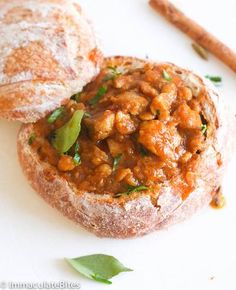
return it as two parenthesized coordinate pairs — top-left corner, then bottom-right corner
(149, 0), (236, 73)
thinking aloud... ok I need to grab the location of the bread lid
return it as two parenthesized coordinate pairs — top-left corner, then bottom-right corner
(0, 0), (103, 123)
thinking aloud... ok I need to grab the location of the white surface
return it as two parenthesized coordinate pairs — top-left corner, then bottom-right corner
(0, 0), (236, 289)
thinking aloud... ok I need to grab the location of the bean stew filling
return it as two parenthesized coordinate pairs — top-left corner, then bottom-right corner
(31, 60), (215, 202)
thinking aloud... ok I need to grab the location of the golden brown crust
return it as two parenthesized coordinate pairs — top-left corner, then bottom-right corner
(0, 0), (103, 123)
(17, 56), (229, 238)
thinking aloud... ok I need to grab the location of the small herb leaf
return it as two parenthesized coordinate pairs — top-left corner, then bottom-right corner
(139, 147), (149, 157)
(73, 152), (81, 165)
(162, 70), (172, 82)
(192, 43), (208, 60)
(52, 110), (84, 154)
(84, 112), (91, 118)
(71, 92), (81, 102)
(205, 75), (222, 86)
(28, 133), (36, 145)
(113, 154), (122, 171)
(92, 274), (112, 285)
(88, 86), (107, 105)
(104, 66), (122, 81)
(47, 107), (64, 124)
(73, 142), (81, 165)
(65, 254), (133, 285)
(201, 124), (207, 134)
(114, 185), (149, 198)
(103, 75), (114, 82)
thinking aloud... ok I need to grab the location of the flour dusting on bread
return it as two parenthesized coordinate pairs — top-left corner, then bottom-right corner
(0, 0), (103, 122)
(17, 57), (229, 238)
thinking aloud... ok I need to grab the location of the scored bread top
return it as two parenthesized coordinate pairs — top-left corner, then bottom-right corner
(0, 0), (103, 123)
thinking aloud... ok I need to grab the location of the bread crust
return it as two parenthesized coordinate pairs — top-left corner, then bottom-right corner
(0, 0), (103, 123)
(17, 56), (229, 238)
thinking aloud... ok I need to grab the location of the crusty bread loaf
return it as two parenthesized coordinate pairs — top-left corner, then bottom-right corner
(17, 56), (229, 238)
(0, 0), (103, 123)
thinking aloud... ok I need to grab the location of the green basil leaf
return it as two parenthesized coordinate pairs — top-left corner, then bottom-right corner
(103, 66), (122, 81)
(71, 92), (81, 102)
(113, 154), (122, 171)
(205, 75), (222, 86)
(52, 110), (84, 154)
(139, 146), (149, 157)
(84, 112), (91, 118)
(92, 274), (112, 285)
(114, 185), (149, 198)
(73, 152), (81, 165)
(74, 141), (80, 152)
(108, 66), (120, 74)
(201, 124), (207, 134)
(205, 75), (222, 82)
(162, 70), (172, 82)
(65, 254), (133, 285)
(192, 43), (209, 60)
(88, 86), (107, 105)
(47, 107), (64, 124)
(72, 141), (81, 165)
(103, 75), (115, 82)
(28, 133), (36, 145)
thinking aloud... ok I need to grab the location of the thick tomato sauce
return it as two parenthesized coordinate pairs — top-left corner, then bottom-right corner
(32, 61), (211, 201)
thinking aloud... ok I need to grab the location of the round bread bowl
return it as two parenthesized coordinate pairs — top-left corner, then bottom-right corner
(18, 56), (228, 238)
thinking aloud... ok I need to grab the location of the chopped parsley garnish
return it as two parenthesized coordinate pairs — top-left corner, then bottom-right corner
(73, 142), (81, 165)
(162, 70), (172, 82)
(192, 43), (208, 60)
(201, 124), (207, 134)
(84, 112), (91, 118)
(114, 185), (149, 198)
(88, 86), (107, 105)
(73, 152), (81, 165)
(205, 75), (222, 86)
(139, 147), (149, 157)
(28, 133), (36, 145)
(47, 107), (64, 124)
(71, 92), (81, 102)
(112, 154), (122, 171)
(103, 66), (122, 81)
